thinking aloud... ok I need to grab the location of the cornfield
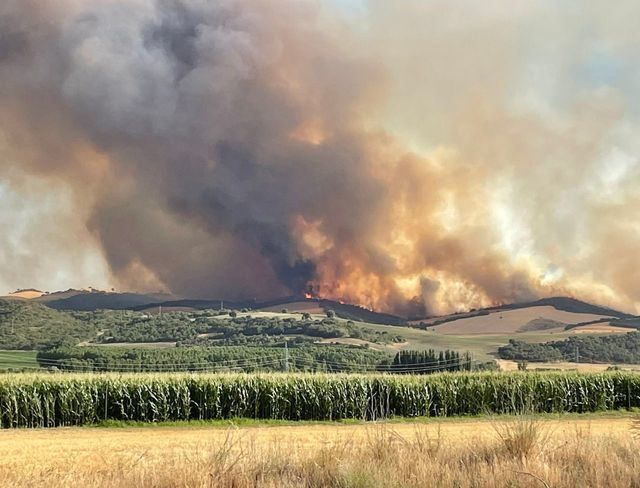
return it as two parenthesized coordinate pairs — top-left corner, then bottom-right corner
(0, 371), (639, 428)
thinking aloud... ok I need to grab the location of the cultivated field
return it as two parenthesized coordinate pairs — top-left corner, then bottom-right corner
(3, 370), (640, 486)
(357, 322), (580, 360)
(429, 306), (614, 335)
(496, 359), (640, 372)
(1, 415), (638, 487)
(3, 289), (44, 300)
(0, 351), (38, 370)
(2, 371), (640, 427)
(573, 323), (630, 334)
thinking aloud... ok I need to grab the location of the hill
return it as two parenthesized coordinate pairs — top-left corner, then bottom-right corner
(411, 296), (632, 334)
(41, 291), (176, 311)
(317, 299), (407, 325)
(132, 298), (241, 313)
(427, 306), (616, 335)
(4, 289), (45, 300)
(495, 297), (632, 318)
(0, 298), (95, 350)
(253, 298), (406, 325)
(132, 296), (408, 326)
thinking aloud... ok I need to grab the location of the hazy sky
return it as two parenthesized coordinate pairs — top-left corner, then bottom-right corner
(1, 0), (639, 314)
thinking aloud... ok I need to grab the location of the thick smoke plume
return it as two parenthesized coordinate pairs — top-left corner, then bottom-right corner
(1, 0), (639, 315)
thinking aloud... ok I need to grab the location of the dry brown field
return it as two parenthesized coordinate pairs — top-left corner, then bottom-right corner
(496, 359), (640, 372)
(3, 290), (44, 300)
(1, 415), (639, 487)
(431, 306), (614, 335)
(572, 322), (631, 334)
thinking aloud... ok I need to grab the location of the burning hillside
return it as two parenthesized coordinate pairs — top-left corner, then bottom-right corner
(1, 1), (639, 315)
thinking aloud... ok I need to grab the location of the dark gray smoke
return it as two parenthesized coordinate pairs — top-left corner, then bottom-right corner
(1, 0), (639, 315)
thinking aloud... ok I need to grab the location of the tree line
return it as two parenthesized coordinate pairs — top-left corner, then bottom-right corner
(498, 332), (640, 364)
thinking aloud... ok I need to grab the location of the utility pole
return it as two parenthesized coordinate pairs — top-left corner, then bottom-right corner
(284, 341), (290, 372)
(575, 346), (579, 364)
(158, 305), (162, 319)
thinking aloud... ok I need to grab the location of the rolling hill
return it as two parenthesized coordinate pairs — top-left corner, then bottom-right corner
(493, 296), (632, 318)
(4, 289), (45, 300)
(426, 306), (616, 335)
(133, 296), (408, 325)
(39, 291), (177, 311)
(0, 298), (95, 350)
(1, 288), (639, 368)
(412, 297), (633, 335)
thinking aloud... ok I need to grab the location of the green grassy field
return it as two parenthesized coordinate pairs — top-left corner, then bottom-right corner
(0, 350), (39, 370)
(355, 322), (580, 360)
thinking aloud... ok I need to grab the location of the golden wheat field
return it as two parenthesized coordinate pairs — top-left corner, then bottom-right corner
(1, 415), (640, 487)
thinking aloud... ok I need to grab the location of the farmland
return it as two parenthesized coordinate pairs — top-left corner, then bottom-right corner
(3, 297), (638, 488)
(1, 414), (639, 487)
(0, 350), (38, 370)
(424, 305), (615, 335)
(1, 371), (640, 428)
(2, 296), (640, 372)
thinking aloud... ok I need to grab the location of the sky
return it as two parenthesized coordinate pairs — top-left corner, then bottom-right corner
(0, 0), (639, 315)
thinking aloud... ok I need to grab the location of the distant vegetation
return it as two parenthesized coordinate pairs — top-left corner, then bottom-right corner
(608, 317), (640, 329)
(498, 332), (640, 363)
(318, 300), (406, 325)
(0, 299), (96, 350)
(37, 345), (391, 373)
(186, 315), (404, 346)
(36, 345), (480, 374)
(0, 300), (404, 350)
(91, 313), (403, 345)
(91, 310), (212, 343)
(2, 300), (489, 374)
(389, 349), (474, 373)
(498, 340), (564, 362)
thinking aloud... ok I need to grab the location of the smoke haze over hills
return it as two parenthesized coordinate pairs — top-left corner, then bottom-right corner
(1, 0), (639, 315)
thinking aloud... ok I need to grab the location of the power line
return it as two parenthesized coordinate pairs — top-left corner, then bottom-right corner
(284, 341), (289, 372)
(0, 352), (287, 371)
(0, 352), (483, 374)
(0, 347), (476, 370)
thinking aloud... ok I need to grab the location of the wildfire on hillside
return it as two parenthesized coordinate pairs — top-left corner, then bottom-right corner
(3, 1), (637, 318)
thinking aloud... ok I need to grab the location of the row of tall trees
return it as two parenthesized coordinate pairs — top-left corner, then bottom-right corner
(389, 349), (473, 373)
